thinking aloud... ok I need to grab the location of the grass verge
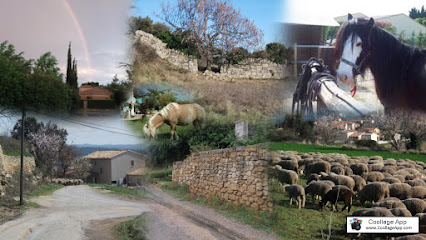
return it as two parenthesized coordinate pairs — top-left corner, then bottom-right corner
(88, 184), (148, 200)
(159, 176), (386, 240)
(269, 142), (426, 162)
(29, 183), (63, 198)
(114, 213), (149, 240)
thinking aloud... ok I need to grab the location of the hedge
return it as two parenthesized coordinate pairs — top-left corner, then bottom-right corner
(86, 100), (116, 109)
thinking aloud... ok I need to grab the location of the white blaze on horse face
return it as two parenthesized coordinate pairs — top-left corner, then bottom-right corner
(337, 34), (362, 87)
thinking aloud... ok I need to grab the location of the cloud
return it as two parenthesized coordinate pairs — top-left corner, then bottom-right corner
(0, 0), (132, 85)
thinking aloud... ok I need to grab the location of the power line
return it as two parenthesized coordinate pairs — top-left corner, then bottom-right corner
(31, 111), (144, 139)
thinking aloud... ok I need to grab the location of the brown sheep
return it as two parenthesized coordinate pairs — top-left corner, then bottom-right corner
(415, 213), (426, 225)
(372, 198), (406, 209)
(272, 166), (299, 185)
(324, 173), (355, 190)
(402, 198), (426, 216)
(331, 165), (345, 175)
(406, 179), (426, 187)
(305, 181), (333, 203)
(319, 185), (355, 212)
(390, 207), (412, 217)
(357, 182), (390, 205)
(277, 159), (299, 173)
(352, 207), (393, 217)
(350, 163), (368, 176)
(389, 183), (412, 199)
(306, 161), (331, 175)
(402, 186), (426, 199)
(363, 171), (385, 182)
(307, 173), (320, 185)
(395, 234), (426, 240)
(343, 166), (353, 176)
(285, 184), (305, 209)
(380, 177), (401, 184)
(350, 175), (366, 192)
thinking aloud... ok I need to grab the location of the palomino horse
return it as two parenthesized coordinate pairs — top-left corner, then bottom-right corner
(143, 102), (205, 140)
(335, 14), (426, 113)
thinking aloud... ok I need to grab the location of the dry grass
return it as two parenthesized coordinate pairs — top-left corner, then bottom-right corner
(131, 46), (296, 120)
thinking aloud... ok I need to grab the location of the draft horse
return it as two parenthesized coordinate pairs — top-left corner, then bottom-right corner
(143, 102), (205, 140)
(335, 13), (426, 113)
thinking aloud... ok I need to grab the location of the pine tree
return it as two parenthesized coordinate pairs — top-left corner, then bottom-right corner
(66, 42), (73, 86)
(65, 42), (78, 89)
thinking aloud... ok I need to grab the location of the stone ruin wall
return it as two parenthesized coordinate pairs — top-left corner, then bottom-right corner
(135, 30), (198, 73)
(136, 30), (291, 80)
(172, 145), (273, 212)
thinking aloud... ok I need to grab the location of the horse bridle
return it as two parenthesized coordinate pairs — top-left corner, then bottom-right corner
(340, 53), (369, 78)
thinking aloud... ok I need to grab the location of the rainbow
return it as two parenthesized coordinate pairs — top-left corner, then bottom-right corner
(62, 0), (93, 83)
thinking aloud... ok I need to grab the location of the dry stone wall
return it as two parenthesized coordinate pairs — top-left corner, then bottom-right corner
(136, 30), (290, 80)
(0, 145), (35, 175)
(221, 58), (290, 80)
(135, 30), (198, 73)
(172, 145), (273, 212)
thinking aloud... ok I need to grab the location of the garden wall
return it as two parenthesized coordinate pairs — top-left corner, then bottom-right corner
(172, 145), (273, 211)
(135, 30), (198, 73)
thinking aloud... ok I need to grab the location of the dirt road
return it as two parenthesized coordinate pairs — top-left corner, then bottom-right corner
(0, 185), (279, 240)
(0, 185), (149, 240)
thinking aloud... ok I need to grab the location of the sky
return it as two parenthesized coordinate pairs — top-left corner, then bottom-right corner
(135, 0), (424, 46)
(0, 0), (132, 86)
(283, 0), (425, 25)
(133, 0), (284, 47)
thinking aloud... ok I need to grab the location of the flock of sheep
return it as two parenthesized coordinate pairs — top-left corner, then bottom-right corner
(271, 151), (426, 239)
(51, 178), (84, 186)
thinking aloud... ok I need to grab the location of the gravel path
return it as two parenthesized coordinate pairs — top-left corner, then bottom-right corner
(0, 185), (150, 240)
(144, 185), (279, 240)
(0, 185), (279, 240)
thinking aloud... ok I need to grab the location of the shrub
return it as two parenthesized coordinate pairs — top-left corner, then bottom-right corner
(147, 137), (191, 166)
(148, 169), (173, 182)
(355, 140), (379, 149)
(87, 100), (116, 109)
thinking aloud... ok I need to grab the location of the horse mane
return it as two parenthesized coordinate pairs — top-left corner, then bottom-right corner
(149, 102), (180, 125)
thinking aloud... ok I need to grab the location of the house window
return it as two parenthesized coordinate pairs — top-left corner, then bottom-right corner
(131, 160), (134, 167)
(100, 168), (102, 174)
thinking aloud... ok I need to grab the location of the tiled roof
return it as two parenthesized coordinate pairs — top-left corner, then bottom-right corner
(82, 150), (145, 159)
(79, 87), (112, 97)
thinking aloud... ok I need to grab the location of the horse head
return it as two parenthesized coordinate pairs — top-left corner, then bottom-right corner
(335, 14), (374, 97)
(143, 122), (156, 139)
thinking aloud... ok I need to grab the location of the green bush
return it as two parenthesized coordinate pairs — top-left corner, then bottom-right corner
(148, 137), (191, 166)
(87, 100), (116, 109)
(355, 140), (379, 149)
(148, 169), (172, 182)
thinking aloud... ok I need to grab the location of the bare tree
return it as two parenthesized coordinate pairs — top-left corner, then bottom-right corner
(314, 116), (339, 145)
(59, 145), (81, 178)
(375, 112), (406, 150)
(161, 0), (263, 70)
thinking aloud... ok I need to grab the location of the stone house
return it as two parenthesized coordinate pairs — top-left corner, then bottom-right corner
(79, 85), (112, 100)
(83, 150), (147, 185)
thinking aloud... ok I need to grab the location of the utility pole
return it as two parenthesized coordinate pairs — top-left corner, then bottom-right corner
(20, 106), (25, 205)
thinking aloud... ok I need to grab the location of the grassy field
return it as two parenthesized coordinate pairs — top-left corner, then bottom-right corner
(269, 142), (426, 162)
(159, 176), (381, 240)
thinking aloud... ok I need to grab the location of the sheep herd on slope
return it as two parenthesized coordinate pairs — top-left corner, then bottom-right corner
(270, 151), (426, 239)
